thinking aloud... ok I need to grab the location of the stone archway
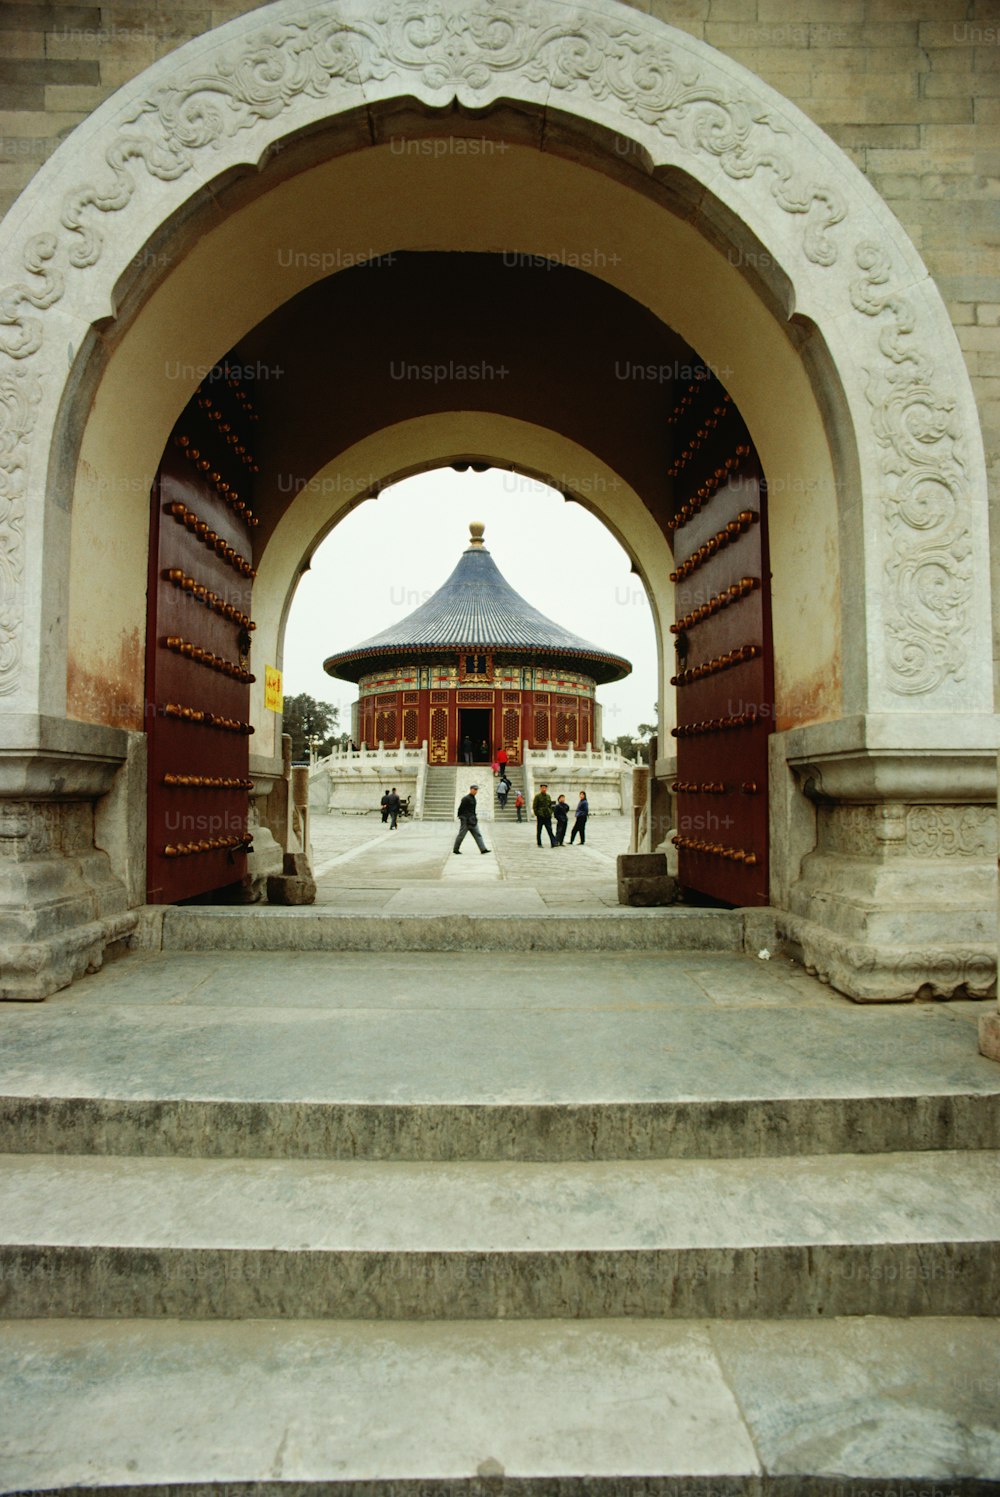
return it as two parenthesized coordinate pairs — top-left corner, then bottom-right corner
(0, 0), (994, 1000)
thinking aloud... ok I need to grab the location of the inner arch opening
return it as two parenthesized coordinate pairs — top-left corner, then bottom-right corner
(283, 466), (658, 758)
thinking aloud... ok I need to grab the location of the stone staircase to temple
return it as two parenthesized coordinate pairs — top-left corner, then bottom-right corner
(492, 763), (525, 821)
(1, 948), (998, 1491)
(419, 764), (458, 820)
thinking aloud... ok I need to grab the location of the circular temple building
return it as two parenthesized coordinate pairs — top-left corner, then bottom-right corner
(323, 523), (631, 765)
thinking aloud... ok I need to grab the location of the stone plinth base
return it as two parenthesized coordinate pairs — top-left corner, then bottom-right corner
(979, 1012), (1000, 1063)
(0, 804), (136, 1001)
(774, 719), (1000, 1004)
(3, 907), (138, 1001)
(617, 853), (677, 908)
(0, 719), (139, 999)
(774, 910), (995, 1004)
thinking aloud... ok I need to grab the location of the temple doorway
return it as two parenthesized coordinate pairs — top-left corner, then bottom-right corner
(459, 709), (493, 766)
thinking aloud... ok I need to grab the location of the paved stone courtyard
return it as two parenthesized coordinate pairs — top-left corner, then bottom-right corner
(308, 809), (629, 911)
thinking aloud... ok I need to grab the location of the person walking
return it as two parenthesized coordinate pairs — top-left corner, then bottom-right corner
(532, 783), (556, 847)
(380, 789), (390, 824)
(515, 789), (525, 822)
(497, 746), (508, 779)
(553, 794), (570, 845)
(497, 776), (510, 810)
(453, 784), (491, 855)
(569, 790), (589, 844)
(385, 787), (401, 830)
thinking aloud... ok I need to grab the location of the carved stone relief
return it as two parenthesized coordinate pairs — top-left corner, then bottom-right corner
(819, 801), (996, 860)
(0, 0), (985, 709)
(851, 242), (974, 696)
(905, 804), (996, 859)
(0, 368), (40, 698)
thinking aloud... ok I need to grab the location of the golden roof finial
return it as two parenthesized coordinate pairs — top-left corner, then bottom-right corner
(468, 522), (486, 548)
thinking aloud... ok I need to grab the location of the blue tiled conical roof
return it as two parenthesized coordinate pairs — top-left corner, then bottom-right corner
(324, 524), (631, 684)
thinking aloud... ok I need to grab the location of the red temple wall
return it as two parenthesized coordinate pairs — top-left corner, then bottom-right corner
(357, 686), (596, 764)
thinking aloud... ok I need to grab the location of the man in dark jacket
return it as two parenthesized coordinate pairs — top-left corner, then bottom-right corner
(385, 787), (401, 830)
(532, 783), (556, 847)
(569, 790), (589, 844)
(553, 794), (570, 845)
(453, 784), (491, 855)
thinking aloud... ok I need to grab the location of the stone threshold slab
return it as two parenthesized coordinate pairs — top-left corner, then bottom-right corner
(2, 1093), (998, 1161)
(0, 1151), (996, 1319)
(4, 1150), (996, 1251)
(1, 1317), (997, 1490)
(154, 906), (745, 952)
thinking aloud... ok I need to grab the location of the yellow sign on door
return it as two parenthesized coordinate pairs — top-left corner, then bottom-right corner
(264, 665), (283, 713)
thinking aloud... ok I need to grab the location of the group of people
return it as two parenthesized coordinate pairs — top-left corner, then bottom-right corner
(491, 743), (590, 847)
(460, 735), (490, 766)
(530, 784), (589, 847)
(379, 744), (591, 855)
(495, 773), (524, 817)
(379, 787), (401, 829)
(453, 780), (590, 853)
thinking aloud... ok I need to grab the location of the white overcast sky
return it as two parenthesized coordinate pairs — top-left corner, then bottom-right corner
(281, 468), (657, 741)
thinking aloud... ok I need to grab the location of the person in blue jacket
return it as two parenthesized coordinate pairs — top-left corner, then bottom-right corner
(569, 790), (589, 844)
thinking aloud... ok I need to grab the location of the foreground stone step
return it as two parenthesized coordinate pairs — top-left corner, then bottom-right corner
(3, 952), (997, 1159)
(1, 1151), (996, 1319)
(2, 1316), (997, 1492)
(155, 905), (745, 951)
(5, 1089), (998, 1161)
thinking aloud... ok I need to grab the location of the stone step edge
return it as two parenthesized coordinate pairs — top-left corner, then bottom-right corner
(1, 1239), (995, 1321)
(0, 1474), (991, 1497)
(142, 906), (749, 953)
(2, 1318), (996, 1495)
(1, 1092), (996, 1160)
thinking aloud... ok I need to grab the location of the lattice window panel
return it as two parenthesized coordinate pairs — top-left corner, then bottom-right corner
(375, 709), (398, 743)
(403, 692), (419, 704)
(376, 693), (397, 707)
(533, 710), (549, 742)
(457, 690), (493, 704)
(430, 691), (449, 704)
(403, 708), (418, 743)
(429, 706), (449, 764)
(503, 691), (520, 703)
(535, 693), (550, 705)
(555, 711), (568, 744)
(503, 708), (519, 748)
(554, 696), (576, 708)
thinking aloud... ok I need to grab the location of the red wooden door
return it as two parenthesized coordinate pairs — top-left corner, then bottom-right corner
(668, 384), (773, 906)
(145, 375), (258, 903)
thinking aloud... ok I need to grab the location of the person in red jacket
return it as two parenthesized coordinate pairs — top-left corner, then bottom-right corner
(496, 746), (508, 777)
